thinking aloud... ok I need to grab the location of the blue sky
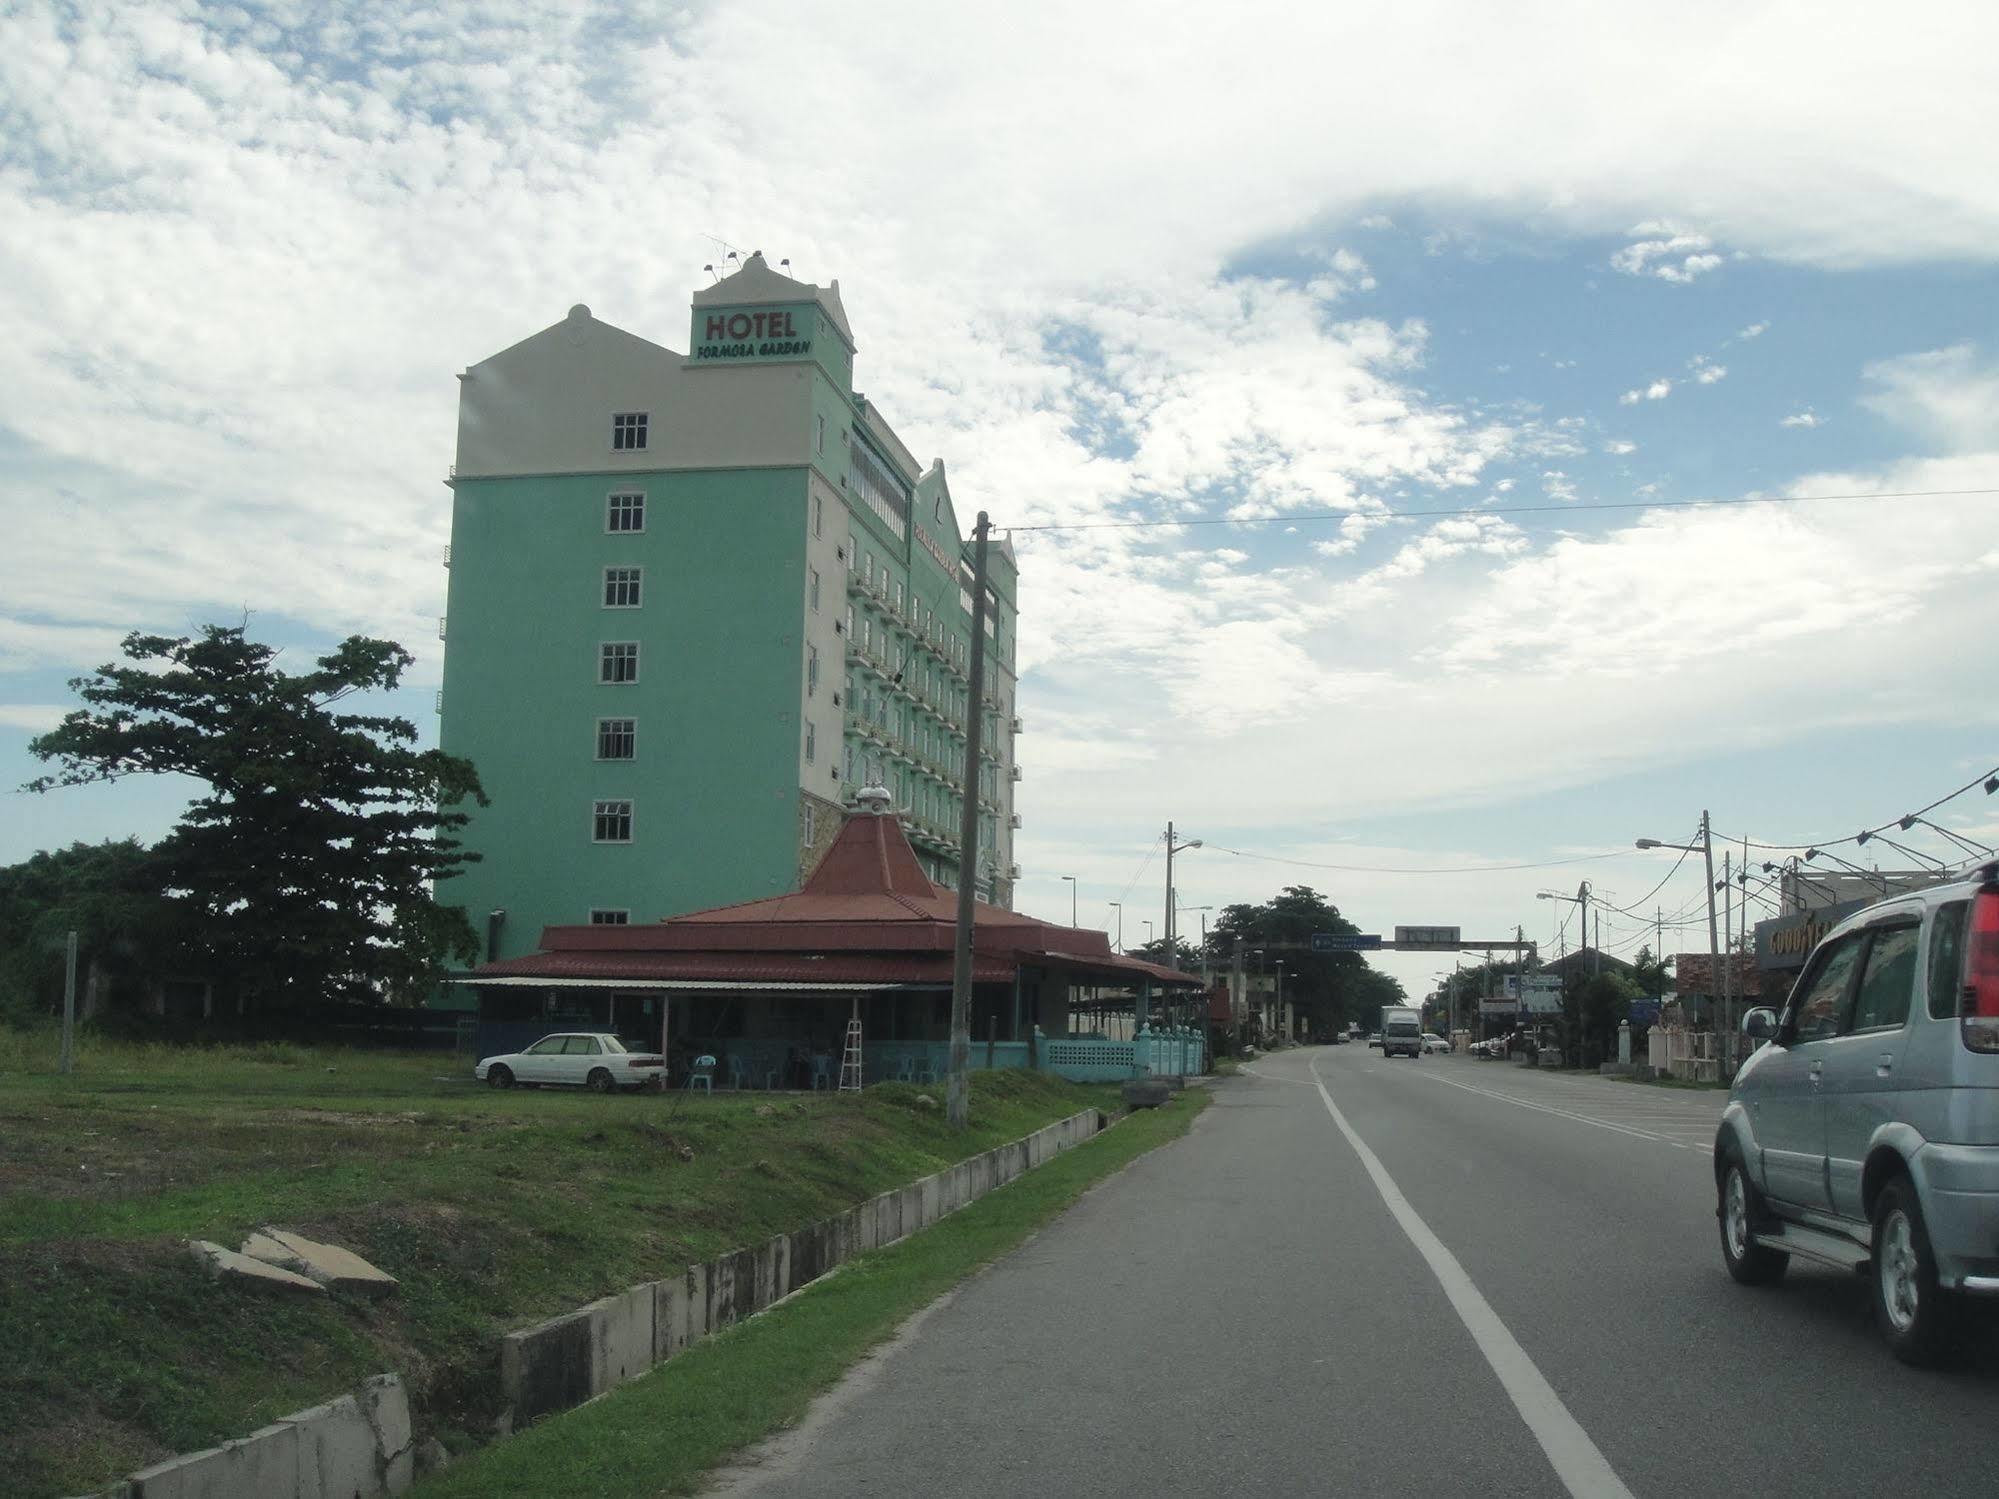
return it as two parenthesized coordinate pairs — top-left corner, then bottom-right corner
(3, 0), (1996, 1000)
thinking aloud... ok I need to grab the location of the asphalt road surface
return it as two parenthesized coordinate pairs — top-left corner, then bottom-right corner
(707, 1045), (1999, 1498)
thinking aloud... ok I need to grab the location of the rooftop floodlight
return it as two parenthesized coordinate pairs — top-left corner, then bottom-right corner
(1986, 775), (1998, 795)
(1805, 848), (1821, 860)
(1857, 830), (1873, 846)
(1899, 814), (1918, 831)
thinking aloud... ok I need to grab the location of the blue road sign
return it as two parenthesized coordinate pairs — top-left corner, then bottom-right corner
(1311, 932), (1383, 952)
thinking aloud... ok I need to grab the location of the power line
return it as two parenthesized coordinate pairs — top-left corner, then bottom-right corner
(1004, 486), (1999, 536)
(1202, 843), (1629, 876)
(1712, 762), (1999, 856)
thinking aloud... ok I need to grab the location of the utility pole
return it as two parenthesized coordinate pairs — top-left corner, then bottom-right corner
(61, 930), (78, 1075)
(1700, 809), (1722, 1074)
(1109, 901), (1122, 953)
(947, 512), (991, 1131)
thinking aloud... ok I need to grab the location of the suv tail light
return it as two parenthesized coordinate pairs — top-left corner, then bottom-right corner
(1965, 888), (1999, 1053)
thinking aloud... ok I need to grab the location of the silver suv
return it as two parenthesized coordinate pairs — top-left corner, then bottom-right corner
(1714, 860), (1999, 1363)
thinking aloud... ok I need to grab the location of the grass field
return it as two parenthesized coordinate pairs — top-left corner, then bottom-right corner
(412, 1089), (1207, 1498)
(0, 1030), (1121, 1498)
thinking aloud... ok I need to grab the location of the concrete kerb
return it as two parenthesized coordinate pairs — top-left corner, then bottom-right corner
(497, 1106), (1111, 1431)
(112, 1374), (413, 1499)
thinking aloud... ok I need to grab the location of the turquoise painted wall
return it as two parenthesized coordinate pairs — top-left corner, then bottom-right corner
(440, 467), (807, 958)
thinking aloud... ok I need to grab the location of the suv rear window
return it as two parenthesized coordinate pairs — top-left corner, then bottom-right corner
(1927, 901), (1970, 1020)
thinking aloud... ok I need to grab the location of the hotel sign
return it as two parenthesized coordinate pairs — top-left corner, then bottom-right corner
(693, 304), (817, 362)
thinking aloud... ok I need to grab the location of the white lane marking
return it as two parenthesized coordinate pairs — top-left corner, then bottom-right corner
(1306, 1058), (1636, 1499)
(1407, 1068), (1713, 1151)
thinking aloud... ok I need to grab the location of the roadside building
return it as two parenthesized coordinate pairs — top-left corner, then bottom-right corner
(440, 254), (1022, 963)
(460, 794), (1202, 1084)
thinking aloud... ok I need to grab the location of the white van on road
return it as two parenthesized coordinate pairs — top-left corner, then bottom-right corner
(1380, 1006), (1424, 1058)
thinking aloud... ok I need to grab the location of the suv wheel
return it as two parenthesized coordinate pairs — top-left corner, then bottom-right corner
(1872, 1178), (1951, 1365)
(1719, 1154), (1788, 1286)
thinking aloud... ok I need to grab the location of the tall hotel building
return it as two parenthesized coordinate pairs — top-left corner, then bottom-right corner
(440, 255), (1022, 961)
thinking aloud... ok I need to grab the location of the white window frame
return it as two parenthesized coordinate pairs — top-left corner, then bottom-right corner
(595, 717), (636, 761)
(807, 644), (820, 696)
(803, 803), (817, 845)
(592, 799), (634, 843)
(813, 493), (823, 537)
(612, 411), (649, 451)
(809, 568), (821, 613)
(805, 720), (817, 764)
(589, 908), (630, 925)
(606, 491), (646, 533)
(816, 413), (826, 454)
(603, 566), (643, 609)
(599, 642), (640, 684)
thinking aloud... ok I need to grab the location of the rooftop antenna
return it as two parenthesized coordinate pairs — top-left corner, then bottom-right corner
(703, 264), (719, 282)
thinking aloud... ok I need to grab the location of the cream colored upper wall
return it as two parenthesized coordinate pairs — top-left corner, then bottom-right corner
(455, 305), (813, 478)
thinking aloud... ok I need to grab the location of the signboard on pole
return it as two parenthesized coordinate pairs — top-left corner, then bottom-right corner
(1514, 975), (1563, 1014)
(1311, 932), (1383, 952)
(1393, 925), (1462, 952)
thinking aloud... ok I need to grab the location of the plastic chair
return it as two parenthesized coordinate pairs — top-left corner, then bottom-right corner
(811, 1054), (834, 1090)
(685, 1055), (716, 1094)
(894, 1054), (917, 1084)
(727, 1055), (748, 1090)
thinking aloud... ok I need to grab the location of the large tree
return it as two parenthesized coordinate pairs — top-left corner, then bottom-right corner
(1206, 886), (1405, 1032)
(25, 626), (487, 1009)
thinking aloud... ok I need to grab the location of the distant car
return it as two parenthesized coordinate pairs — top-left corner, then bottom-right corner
(1366, 1033), (1382, 1048)
(1716, 861), (1999, 1365)
(1421, 1033), (1451, 1054)
(476, 1032), (665, 1093)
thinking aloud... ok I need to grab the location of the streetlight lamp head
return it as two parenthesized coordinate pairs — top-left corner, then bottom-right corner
(1856, 830), (1872, 846)
(1805, 848), (1821, 860)
(1188, 839), (1203, 849)
(1536, 892), (1555, 900)
(1635, 838), (1661, 850)
(1899, 815), (1917, 831)
(1985, 775), (1999, 795)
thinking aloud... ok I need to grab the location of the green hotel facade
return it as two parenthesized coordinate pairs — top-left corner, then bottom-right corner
(440, 255), (1021, 962)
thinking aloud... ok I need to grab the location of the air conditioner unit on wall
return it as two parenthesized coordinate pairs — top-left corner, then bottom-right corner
(1009, 813), (1022, 828)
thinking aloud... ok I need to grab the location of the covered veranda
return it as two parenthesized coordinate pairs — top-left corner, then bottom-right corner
(461, 801), (1206, 1086)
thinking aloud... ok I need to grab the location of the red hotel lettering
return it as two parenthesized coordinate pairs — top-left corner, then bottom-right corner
(705, 310), (798, 342)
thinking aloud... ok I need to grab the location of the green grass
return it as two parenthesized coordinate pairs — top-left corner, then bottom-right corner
(0, 1031), (1120, 1497)
(412, 1092), (1206, 1498)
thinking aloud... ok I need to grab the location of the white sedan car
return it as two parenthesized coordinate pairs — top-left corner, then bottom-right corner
(475, 1032), (664, 1092)
(1421, 1032), (1452, 1054)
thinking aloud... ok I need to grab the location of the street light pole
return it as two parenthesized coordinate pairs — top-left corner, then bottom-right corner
(1163, 823), (1203, 974)
(1636, 811), (1725, 1076)
(1062, 874), (1077, 927)
(1108, 901), (1122, 953)
(946, 511), (992, 1132)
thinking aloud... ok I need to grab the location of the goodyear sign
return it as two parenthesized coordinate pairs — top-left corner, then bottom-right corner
(1754, 898), (1873, 971)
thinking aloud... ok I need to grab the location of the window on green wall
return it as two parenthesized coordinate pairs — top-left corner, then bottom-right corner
(596, 718), (636, 760)
(606, 492), (645, 532)
(599, 642), (638, 683)
(603, 566), (642, 608)
(592, 799), (633, 842)
(809, 568), (821, 612)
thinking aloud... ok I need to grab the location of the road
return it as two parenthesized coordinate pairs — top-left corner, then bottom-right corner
(707, 1045), (1999, 1498)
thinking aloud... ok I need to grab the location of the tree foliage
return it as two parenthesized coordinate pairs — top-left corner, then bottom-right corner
(1206, 886), (1407, 1032)
(0, 840), (188, 1022)
(25, 626), (487, 1008)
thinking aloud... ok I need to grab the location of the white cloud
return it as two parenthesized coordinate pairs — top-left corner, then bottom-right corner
(0, 704), (69, 734)
(1860, 344), (1999, 451)
(1603, 439), (1638, 454)
(1738, 322), (1770, 339)
(1693, 358), (1728, 384)
(1780, 409), (1823, 428)
(1612, 225), (1727, 283)
(1541, 470), (1579, 502)
(4, 0), (1999, 879)
(1620, 379), (1674, 404)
